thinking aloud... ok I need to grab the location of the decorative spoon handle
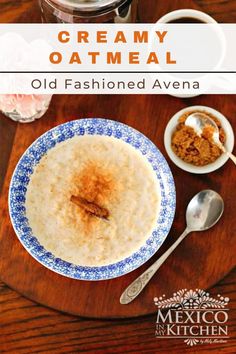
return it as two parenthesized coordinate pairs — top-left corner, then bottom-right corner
(226, 151), (236, 165)
(120, 228), (190, 305)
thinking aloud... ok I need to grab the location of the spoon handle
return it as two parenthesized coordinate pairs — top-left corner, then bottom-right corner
(120, 228), (190, 305)
(226, 151), (236, 165)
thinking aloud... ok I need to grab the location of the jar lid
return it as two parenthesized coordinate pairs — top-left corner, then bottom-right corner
(53, 0), (126, 12)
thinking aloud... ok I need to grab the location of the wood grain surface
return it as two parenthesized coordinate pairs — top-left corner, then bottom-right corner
(0, 0), (236, 353)
(0, 94), (236, 319)
(0, 271), (235, 354)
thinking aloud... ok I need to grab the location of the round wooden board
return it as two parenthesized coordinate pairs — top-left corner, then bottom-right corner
(0, 94), (235, 319)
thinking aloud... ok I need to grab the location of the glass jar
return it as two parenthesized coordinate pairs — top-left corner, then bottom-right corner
(0, 94), (52, 123)
(39, 0), (138, 23)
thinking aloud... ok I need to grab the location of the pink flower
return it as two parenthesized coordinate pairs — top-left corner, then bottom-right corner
(0, 94), (52, 119)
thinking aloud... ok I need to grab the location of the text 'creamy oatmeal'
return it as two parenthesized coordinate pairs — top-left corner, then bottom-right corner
(26, 135), (160, 266)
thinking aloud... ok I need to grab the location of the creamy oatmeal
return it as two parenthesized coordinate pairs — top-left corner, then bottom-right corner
(25, 135), (160, 266)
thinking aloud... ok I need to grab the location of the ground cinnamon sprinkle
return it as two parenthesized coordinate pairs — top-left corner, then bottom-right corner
(78, 163), (115, 205)
(171, 111), (226, 166)
(70, 162), (117, 230)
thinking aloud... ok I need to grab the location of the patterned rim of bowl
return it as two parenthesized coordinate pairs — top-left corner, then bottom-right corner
(9, 118), (176, 281)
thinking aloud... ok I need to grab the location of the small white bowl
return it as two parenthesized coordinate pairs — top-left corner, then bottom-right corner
(164, 105), (235, 174)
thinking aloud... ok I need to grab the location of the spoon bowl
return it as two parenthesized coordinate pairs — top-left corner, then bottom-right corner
(186, 190), (224, 232)
(186, 112), (222, 148)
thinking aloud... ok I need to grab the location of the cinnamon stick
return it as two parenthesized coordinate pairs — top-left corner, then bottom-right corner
(70, 195), (109, 220)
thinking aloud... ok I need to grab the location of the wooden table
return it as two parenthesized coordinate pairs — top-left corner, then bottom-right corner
(0, 1), (236, 353)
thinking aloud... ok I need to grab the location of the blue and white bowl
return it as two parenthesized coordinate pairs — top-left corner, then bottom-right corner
(9, 119), (176, 281)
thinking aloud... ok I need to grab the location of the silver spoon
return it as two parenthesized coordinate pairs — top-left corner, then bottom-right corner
(120, 190), (224, 305)
(185, 112), (236, 165)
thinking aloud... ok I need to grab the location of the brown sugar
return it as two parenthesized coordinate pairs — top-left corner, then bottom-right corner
(171, 111), (226, 166)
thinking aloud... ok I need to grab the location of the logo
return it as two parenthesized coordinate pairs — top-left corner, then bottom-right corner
(154, 289), (229, 346)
